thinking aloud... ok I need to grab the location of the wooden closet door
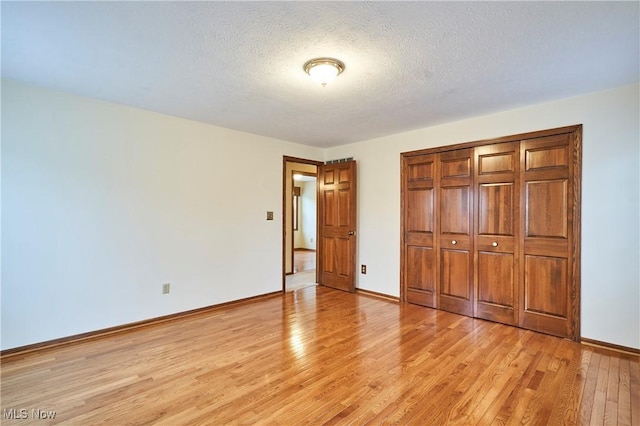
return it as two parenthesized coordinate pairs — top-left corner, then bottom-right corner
(437, 149), (473, 317)
(519, 134), (576, 339)
(402, 154), (437, 307)
(474, 142), (520, 325)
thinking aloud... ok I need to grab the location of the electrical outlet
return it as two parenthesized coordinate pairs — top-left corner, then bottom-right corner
(266, 211), (274, 220)
(162, 283), (170, 294)
(361, 265), (367, 274)
(310, 237), (314, 243)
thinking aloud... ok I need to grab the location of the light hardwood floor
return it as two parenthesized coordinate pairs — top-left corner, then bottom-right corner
(287, 249), (317, 292)
(2, 286), (638, 425)
(293, 249), (316, 273)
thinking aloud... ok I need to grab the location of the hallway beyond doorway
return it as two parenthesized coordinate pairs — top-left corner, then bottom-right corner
(286, 249), (316, 291)
(293, 249), (315, 273)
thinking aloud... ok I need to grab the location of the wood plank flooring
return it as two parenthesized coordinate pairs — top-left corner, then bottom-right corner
(293, 249), (316, 273)
(2, 286), (638, 425)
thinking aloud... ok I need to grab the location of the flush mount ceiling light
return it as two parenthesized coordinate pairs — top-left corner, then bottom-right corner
(304, 58), (345, 87)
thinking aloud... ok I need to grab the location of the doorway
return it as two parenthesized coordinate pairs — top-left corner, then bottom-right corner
(283, 157), (322, 292)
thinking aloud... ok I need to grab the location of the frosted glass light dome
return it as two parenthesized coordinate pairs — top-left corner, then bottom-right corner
(304, 58), (345, 87)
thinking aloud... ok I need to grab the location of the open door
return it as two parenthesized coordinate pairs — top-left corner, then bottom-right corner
(318, 161), (357, 292)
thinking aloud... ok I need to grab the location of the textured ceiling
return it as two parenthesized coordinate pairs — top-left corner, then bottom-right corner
(2, 1), (638, 148)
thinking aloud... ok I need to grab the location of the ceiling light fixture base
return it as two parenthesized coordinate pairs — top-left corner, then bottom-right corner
(304, 57), (345, 87)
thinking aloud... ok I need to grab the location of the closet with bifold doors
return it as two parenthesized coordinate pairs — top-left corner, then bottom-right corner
(401, 125), (582, 341)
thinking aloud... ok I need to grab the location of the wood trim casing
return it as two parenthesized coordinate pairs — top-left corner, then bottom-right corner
(1, 291), (281, 359)
(571, 127), (583, 342)
(400, 125), (582, 342)
(399, 155), (408, 304)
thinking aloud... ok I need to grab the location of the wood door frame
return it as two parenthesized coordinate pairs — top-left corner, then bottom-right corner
(400, 124), (582, 341)
(282, 156), (323, 292)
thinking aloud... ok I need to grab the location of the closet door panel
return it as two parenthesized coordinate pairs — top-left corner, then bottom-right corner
(441, 249), (471, 300)
(441, 157), (471, 178)
(403, 154), (438, 307)
(477, 251), (514, 308)
(440, 187), (470, 234)
(520, 133), (575, 339)
(524, 139), (569, 171)
(405, 246), (435, 306)
(438, 149), (473, 317)
(525, 179), (568, 238)
(478, 183), (514, 236)
(524, 255), (568, 318)
(474, 142), (519, 325)
(407, 188), (434, 233)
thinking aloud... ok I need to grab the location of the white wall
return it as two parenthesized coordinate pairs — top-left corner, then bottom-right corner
(325, 84), (640, 350)
(1, 80), (323, 350)
(284, 162), (316, 273)
(3, 80), (638, 351)
(299, 179), (317, 250)
(293, 182), (304, 249)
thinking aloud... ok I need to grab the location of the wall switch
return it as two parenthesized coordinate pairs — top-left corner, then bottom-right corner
(266, 211), (274, 220)
(361, 265), (367, 274)
(162, 283), (170, 294)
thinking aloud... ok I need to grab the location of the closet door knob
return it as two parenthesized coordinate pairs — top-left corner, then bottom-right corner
(451, 240), (457, 245)
(492, 241), (498, 247)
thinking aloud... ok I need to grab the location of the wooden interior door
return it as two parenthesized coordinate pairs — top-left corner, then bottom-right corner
(474, 142), (520, 325)
(402, 154), (437, 307)
(519, 134), (576, 339)
(318, 161), (357, 292)
(437, 149), (474, 317)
